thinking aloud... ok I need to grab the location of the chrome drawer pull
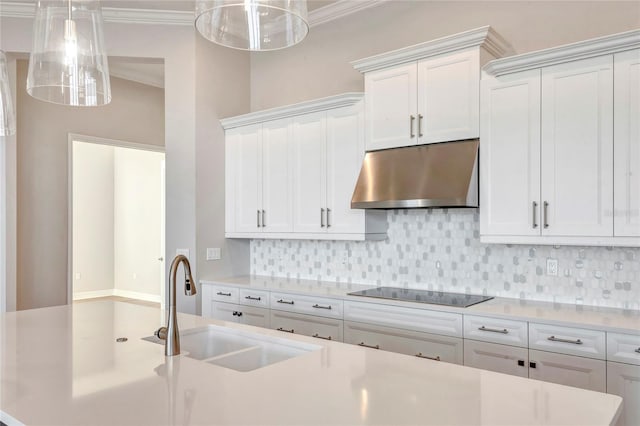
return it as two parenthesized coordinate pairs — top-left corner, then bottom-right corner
(548, 336), (583, 345)
(277, 299), (294, 305)
(478, 326), (509, 334)
(543, 201), (549, 228)
(635, 348), (640, 354)
(312, 333), (332, 341)
(532, 201), (538, 229)
(244, 295), (261, 301)
(312, 304), (332, 310)
(358, 342), (380, 350)
(216, 291), (232, 297)
(415, 353), (440, 361)
(277, 327), (294, 333)
(410, 115), (416, 138)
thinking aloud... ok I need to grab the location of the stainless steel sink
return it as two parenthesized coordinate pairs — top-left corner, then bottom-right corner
(143, 325), (320, 371)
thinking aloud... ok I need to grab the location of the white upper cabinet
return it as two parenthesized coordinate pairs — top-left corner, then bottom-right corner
(540, 56), (613, 237)
(480, 69), (541, 236)
(481, 29), (640, 247)
(222, 93), (387, 241)
(353, 26), (513, 152)
(614, 48), (640, 237)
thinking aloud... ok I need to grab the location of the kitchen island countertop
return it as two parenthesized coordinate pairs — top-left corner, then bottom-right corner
(0, 300), (622, 425)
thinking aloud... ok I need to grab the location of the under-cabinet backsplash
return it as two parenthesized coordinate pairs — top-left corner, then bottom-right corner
(250, 209), (640, 310)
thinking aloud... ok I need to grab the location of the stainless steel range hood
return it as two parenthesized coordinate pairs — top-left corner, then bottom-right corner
(351, 139), (479, 209)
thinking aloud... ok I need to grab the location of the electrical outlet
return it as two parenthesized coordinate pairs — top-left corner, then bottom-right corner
(176, 248), (190, 259)
(546, 258), (558, 276)
(75, 272), (81, 280)
(206, 248), (221, 261)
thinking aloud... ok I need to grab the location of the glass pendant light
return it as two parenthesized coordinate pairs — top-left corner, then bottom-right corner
(195, 0), (309, 51)
(0, 51), (16, 136)
(27, 0), (111, 106)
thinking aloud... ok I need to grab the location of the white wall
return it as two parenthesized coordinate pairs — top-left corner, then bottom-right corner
(72, 142), (115, 295)
(114, 147), (165, 298)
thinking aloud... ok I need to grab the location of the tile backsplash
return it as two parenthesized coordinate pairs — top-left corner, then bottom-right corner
(251, 209), (640, 310)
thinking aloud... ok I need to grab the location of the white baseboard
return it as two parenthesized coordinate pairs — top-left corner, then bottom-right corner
(73, 288), (161, 304)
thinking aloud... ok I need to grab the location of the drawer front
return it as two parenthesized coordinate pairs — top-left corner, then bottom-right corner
(239, 288), (270, 308)
(464, 315), (528, 347)
(529, 349), (606, 392)
(463, 340), (529, 378)
(208, 284), (240, 303)
(607, 332), (640, 366)
(270, 310), (344, 342)
(270, 292), (343, 319)
(529, 323), (605, 359)
(343, 321), (463, 364)
(344, 301), (462, 337)
(209, 302), (270, 328)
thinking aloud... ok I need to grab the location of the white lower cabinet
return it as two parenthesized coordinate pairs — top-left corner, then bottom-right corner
(206, 301), (270, 328)
(344, 321), (463, 364)
(607, 361), (640, 426)
(464, 340), (529, 377)
(528, 349), (606, 392)
(270, 310), (343, 342)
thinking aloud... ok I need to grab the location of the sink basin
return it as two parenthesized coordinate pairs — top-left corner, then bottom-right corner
(143, 325), (320, 371)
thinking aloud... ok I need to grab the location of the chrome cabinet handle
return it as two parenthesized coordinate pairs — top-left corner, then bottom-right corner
(532, 201), (538, 229)
(232, 311), (243, 317)
(277, 327), (294, 333)
(326, 208), (331, 228)
(416, 353), (440, 361)
(358, 342), (380, 349)
(548, 336), (583, 345)
(244, 295), (261, 301)
(257, 210), (261, 228)
(312, 333), (332, 341)
(216, 291), (232, 297)
(262, 210), (266, 227)
(312, 304), (332, 310)
(418, 114), (424, 137)
(543, 201), (549, 228)
(276, 299), (294, 305)
(478, 326), (509, 334)
(410, 115), (416, 138)
(635, 348), (640, 354)
(320, 208), (325, 227)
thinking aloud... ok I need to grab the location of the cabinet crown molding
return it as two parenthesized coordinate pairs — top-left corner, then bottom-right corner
(220, 92), (364, 129)
(351, 26), (513, 73)
(484, 29), (640, 77)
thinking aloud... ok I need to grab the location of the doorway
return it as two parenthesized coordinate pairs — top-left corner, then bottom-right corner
(69, 135), (165, 308)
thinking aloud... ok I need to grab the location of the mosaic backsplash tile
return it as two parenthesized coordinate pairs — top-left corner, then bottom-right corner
(250, 209), (640, 310)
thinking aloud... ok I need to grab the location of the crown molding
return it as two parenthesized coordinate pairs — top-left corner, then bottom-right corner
(309, 0), (387, 27)
(351, 26), (514, 73)
(220, 92), (363, 129)
(110, 66), (164, 89)
(0, 1), (193, 25)
(484, 29), (640, 76)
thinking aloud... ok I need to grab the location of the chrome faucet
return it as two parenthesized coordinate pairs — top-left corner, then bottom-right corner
(155, 254), (196, 356)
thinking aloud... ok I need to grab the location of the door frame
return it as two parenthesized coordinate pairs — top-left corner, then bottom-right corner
(67, 133), (165, 306)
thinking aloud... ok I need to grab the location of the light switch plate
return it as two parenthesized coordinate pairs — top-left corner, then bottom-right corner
(176, 248), (190, 259)
(206, 248), (221, 261)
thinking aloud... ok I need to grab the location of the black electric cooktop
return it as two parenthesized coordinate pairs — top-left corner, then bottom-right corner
(347, 287), (493, 308)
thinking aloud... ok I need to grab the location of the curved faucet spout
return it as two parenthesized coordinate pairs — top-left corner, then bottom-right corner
(164, 254), (197, 357)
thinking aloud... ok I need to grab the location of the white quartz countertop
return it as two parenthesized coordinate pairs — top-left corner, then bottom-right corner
(0, 300), (622, 425)
(202, 275), (640, 334)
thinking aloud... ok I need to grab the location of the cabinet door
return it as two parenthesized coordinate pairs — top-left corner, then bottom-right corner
(541, 56), (614, 236)
(262, 118), (293, 233)
(614, 49), (640, 237)
(464, 340), (529, 378)
(607, 361), (640, 426)
(292, 112), (327, 233)
(528, 349), (606, 392)
(364, 63), (418, 151)
(480, 70), (541, 236)
(418, 49), (480, 143)
(230, 124), (263, 233)
(326, 104), (365, 234)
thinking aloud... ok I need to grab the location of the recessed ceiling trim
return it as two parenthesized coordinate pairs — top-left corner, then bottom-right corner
(0, 0), (387, 27)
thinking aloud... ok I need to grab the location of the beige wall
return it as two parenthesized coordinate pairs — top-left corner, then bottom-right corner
(250, 1), (640, 110)
(16, 60), (165, 309)
(72, 142), (115, 294)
